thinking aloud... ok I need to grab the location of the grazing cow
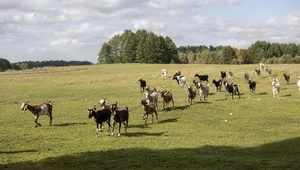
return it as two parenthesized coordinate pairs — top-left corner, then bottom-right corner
(220, 71), (226, 80)
(229, 71), (233, 78)
(161, 69), (167, 78)
(283, 73), (290, 84)
(212, 79), (222, 92)
(173, 75), (186, 87)
(254, 69), (261, 76)
(224, 81), (241, 99)
(244, 72), (249, 81)
(272, 78), (280, 98)
(187, 85), (197, 104)
(138, 79), (146, 93)
(20, 101), (53, 127)
(195, 73), (209, 82)
(248, 80), (256, 94)
(265, 68), (272, 76)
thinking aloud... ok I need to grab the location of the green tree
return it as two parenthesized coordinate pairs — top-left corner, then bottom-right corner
(121, 30), (137, 63)
(98, 42), (112, 64)
(135, 29), (148, 63)
(285, 43), (298, 57)
(108, 34), (122, 63)
(154, 36), (167, 63)
(221, 46), (236, 64)
(165, 36), (179, 63)
(247, 40), (270, 63)
(0, 58), (11, 72)
(144, 32), (157, 63)
(268, 43), (282, 58)
(210, 51), (221, 64)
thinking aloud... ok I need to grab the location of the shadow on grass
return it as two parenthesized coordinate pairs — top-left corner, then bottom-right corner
(126, 131), (165, 137)
(257, 92), (268, 95)
(158, 118), (178, 124)
(3, 137), (300, 169)
(215, 98), (227, 101)
(194, 101), (212, 104)
(0, 150), (38, 154)
(129, 124), (151, 129)
(170, 105), (190, 110)
(281, 94), (292, 97)
(53, 122), (87, 127)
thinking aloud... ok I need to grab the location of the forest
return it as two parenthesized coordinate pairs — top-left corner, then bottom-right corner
(1, 29), (300, 72)
(98, 29), (300, 64)
(0, 59), (93, 72)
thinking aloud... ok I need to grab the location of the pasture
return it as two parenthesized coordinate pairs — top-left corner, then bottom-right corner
(0, 64), (300, 169)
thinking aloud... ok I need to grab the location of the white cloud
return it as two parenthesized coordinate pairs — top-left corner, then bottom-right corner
(218, 39), (249, 49)
(0, 0), (299, 63)
(133, 20), (165, 31)
(50, 38), (82, 49)
(28, 47), (46, 53)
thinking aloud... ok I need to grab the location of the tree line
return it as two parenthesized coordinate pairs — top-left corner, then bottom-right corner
(98, 29), (300, 64)
(1, 29), (300, 72)
(0, 59), (93, 72)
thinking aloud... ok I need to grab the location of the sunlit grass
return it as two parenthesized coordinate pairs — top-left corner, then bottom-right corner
(0, 64), (300, 169)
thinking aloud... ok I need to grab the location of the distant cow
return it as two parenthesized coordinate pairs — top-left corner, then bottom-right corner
(195, 73), (209, 82)
(254, 69), (260, 76)
(248, 80), (256, 94)
(172, 71), (181, 79)
(161, 69), (167, 78)
(228, 71), (233, 78)
(220, 71), (226, 80)
(212, 79), (222, 92)
(244, 73), (249, 81)
(138, 79), (146, 93)
(224, 80), (240, 99)
(272, 78), (280, 98)
(265, 68), (272, 76)
(283, 73), (290, 84)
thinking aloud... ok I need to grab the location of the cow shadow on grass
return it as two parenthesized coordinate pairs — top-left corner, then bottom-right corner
(0, 150), (38, 154)
(194, 101), (212, 104)
(129, 124), (152, 129)
(53, 122), (87, 127)
(158, 118), (178, 124)
(4, 137), (300, 169)
(168, 105), (190, 111)
(257, 92), (268, 95)
(126, 131), (165, 137)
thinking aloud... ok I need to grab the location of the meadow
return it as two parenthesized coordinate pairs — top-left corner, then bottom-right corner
(0, 64), (300, 170)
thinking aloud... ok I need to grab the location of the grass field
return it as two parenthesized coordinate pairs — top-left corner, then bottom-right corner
(1, 64), (300, 170)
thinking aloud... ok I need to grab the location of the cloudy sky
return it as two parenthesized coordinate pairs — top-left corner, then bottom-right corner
(1, 0), (299, 63)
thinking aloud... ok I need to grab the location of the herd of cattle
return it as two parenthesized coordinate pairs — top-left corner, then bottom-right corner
(20, 64), (300, 137)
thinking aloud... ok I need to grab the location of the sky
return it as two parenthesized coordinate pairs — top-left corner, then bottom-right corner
(0, 0), (299, 63)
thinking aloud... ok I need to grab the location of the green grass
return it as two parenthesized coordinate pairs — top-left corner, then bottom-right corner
(1, 64), (300, 170)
